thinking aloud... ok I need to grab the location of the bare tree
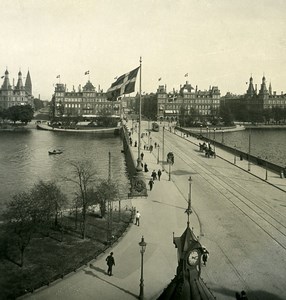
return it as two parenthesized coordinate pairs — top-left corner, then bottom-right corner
(3, 192), (36, 267)
(30, 180), (68, 229)
(94, 179), (120, 218)
(66, 160), (97, 239)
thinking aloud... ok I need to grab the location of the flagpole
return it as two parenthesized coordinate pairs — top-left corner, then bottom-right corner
(136, 57), (142, 171)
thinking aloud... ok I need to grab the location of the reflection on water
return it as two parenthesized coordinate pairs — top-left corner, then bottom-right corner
(206, 129), (286, 166)
(0, 130), (130, 211)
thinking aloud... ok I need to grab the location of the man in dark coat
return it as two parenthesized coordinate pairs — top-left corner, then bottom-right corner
(106, 252), (115, 276)
(157, 169), (162, 181)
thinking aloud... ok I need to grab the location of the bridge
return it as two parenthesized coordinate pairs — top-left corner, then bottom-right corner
(23, 120), (286, 300)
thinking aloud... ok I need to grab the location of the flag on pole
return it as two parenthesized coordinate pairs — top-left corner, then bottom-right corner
(168, 94), (177, 102)
(158, 77), (161, 81)
(56, 75), (60, 78)
(184, 73), (188, 77)
(107, 66), (139, 100)
(85, 71), (89, 75)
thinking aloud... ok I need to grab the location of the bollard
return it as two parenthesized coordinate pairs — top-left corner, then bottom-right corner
(280, 170), (284, 179)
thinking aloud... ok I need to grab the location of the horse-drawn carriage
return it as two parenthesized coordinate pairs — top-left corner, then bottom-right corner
(199, 142), (216, 158)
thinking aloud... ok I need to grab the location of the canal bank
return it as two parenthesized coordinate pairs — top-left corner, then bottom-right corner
(176, 126), (286, 180)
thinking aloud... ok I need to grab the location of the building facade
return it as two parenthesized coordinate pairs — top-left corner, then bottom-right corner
(52, 80), (120, 118)
(0, 69), (33, 109)
(222, 75), (286, 110)
(157, 81), (220, 121)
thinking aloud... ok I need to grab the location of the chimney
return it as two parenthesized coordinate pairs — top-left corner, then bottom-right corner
(255, 84), (257, 93)
(186, 81), (188, 85)
(195, 85), (198, 93)
(281, 91), (283, 95)
(98, 84), (101, 92)
(38, 94), (40, 100)
(274, 91), (276, 96)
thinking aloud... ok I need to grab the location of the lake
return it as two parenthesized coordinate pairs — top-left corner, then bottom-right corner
(0, 129), (130, 212)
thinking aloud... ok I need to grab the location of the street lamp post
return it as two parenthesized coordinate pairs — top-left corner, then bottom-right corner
(200, 124), (202, 136)
(222, 130), (224, 144)
(157, 145), (160, 164)
(265, 156), (268, 181)
(139, 236), (147, 300)
(162, 126), (165, 169)
(234, 144), (237, 165)
(213, 128), (216, 152)
(248, 129), (251, 172)
(168, 161), (171, 181)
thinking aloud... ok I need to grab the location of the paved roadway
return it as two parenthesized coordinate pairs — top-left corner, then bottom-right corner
(22, 121), (286, 300)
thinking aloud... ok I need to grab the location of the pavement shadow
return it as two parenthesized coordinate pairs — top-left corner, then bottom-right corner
(211, 285), (285, 300)
(172, 169), (197, 176)
(89, 264), (106, 275)
(152, 199), (186, 210)
(83, 269), (138, 299)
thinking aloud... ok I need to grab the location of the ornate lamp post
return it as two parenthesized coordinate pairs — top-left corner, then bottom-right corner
(213, 128), (216, 152)
(206, 126), (209, 141)
(157, 145), (160, 164)
(248, 129), (251, 172)
(162, 126), (165, 169)
(139, 236), (147, 300)
(200, 124), (202, 136)
(265, 156), (268, 181)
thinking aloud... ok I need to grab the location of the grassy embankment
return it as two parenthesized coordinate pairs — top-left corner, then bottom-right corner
(0, 210), (133, 300)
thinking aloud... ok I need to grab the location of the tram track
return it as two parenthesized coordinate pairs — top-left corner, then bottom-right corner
(154, 130), (286, 251)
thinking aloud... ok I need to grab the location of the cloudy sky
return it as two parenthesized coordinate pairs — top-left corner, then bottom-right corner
(1, 0), (286, 100)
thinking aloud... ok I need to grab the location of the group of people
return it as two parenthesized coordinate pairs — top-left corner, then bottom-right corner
(148, 169), (162, 191)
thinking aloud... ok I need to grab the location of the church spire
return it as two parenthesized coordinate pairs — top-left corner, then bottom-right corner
(25, 70), (32, 95)
(269, 82), (272, 96)
(259, 75), (268, 95)
(1, 69), (12, 90)
(15, 70), (24, 90)
(246, 75), (256, 96)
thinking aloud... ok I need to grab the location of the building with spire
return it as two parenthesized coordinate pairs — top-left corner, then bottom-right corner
(222, 75), (286, 112)
(0, 69), (34, 109)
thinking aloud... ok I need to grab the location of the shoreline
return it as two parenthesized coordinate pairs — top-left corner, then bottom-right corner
(36, 123), (121, 134)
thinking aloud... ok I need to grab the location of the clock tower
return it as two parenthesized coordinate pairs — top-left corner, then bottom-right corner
(157, 177), (216, 299)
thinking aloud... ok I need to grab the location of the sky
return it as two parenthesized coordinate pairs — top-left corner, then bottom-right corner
(1, 0), (286, 100)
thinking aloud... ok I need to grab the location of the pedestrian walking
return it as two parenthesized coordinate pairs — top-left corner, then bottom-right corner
(141, 152), (144, 160)
(144, 163), (149, 173)
(157, 169), (162, 181)
(154, 142), (157, 148)
(202, 248), (209, 266)
(149, 178), (154, 191)
(149, 145), (153, 153)
(135, 211), (141, 226)
(151, 170), (157, 180)
(106, 252), (115, 276)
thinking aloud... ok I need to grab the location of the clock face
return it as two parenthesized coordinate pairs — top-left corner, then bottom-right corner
(188, 250), (199, 266)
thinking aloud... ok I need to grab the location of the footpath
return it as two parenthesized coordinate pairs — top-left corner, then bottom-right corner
(23, 123), (200, 300)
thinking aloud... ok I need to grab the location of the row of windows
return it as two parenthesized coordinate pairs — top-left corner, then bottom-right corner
(56, 97), (107, 103)
(164, 104), (215, 110)
(158, 99), (220, 105)
(64, 103), (115, 109)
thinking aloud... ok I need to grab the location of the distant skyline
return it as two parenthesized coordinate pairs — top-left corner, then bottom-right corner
(1, 0), (286, 100)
